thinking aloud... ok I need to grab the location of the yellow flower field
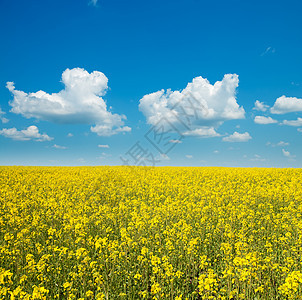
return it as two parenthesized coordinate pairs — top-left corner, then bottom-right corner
(1, 166), (302, 299)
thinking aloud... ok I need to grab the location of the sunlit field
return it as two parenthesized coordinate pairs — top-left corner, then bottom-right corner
(1, 166), (302, 299)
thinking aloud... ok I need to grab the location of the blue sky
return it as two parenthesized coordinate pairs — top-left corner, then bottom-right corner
(0, 0), (302, 167)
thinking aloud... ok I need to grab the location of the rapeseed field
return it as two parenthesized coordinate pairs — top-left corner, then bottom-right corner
(0, 166), (302, 299)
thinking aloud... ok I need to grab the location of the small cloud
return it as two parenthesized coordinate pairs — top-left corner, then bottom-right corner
(0, 125), (53, 141)
(235, 124), (240, 129)
(169, 139), (182, 144)
(91, 125), (131, 136)
(298, 128), (302, 132)
(183, 127), (220, 138)
(254, 116), (278, 125)
(0, 107), (9, 123)
(282, 149), (295, 158)
(267, 141), (289, 147)
(222, 132), (252, 142)
(98, 144), (109, 148)
(253, 100), (269, 112)
(67, 133), (73, 137)
(282, 118), (302, 127)
(185, 155), (193, 159)
(214, 150), (219, 154)
(271, 96), (302, 114)
(53, 144), (67, 149)
(261, 46), (276, 56)
(277, 141), (289, 147)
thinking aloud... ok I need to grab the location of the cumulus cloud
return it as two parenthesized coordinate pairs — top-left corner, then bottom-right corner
(0, 107), (9, 123)
(0, 125), (53, 141)
(282, 118), (302, 127)
(185, 155), (193, 159)
(253, 100), (269, 112)
(282, 149), (295, 159)
(7, 68), (131, 136)
(98, 144), (109, 148)
(183, 127), (221, 137)
(91, 124), (131, 136)
(282, 149), (290, 157)
(270, 96), (302, 114)
(254, 116), (278, 124)
(139, 74), (245, 134)
(222, 131), (252, 142)
(67, 133), (73, 137)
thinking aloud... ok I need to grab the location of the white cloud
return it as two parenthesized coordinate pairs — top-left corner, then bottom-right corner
(254, 116), (278, 124)
(214, 150), (219, 154)
(139, 74), (245, 133)
(7, 68), (131, 136)
(53, 144), (67, 149)
(282, 118), (302, 127)
(169, 139), (182, 144)
(67, 133), (73, 137)
(277, 141), (289, 146)
(185, 155), (193, 159)
(282, 149), (295, 158)
(183, 127), (221, 137)
(267, 141), (289, 147)
(253, 100), (269, 112)
(98, 144), (109, 148)
(91, 125), (131, 136)
(270, 96), (302, 114)
(0, 125), (53, 141)
(298, 128), (302, 132)
(0, 107), (9, 123)
(261, 47), (276, 56)
(282, 149), (290, 157)
(222, 131), (252, 142)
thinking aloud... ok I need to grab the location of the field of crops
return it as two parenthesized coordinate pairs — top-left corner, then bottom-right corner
(1, 166), (302, 299)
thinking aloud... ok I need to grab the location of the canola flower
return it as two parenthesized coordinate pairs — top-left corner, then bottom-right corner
(0, 166), (302, 299)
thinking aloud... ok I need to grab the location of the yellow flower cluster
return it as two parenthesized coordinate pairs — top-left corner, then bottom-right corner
(0, 166), (302, 299)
